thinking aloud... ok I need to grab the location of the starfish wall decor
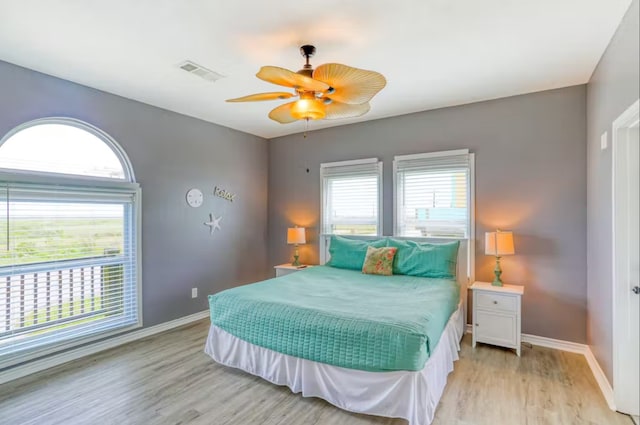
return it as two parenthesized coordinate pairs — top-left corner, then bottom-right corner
(204, 213), (222, 235)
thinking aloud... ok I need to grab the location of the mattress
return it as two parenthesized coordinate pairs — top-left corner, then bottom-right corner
(208, 265), (459, 372)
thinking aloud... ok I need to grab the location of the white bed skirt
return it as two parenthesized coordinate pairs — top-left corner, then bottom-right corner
(204, 302), (464, 425)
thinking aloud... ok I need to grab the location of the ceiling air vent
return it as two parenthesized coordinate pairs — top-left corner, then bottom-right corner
(178, 61), (226, 82)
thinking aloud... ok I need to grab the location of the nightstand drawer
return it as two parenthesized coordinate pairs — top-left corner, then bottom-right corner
(274, 264), (313, 278)
(476, 292), (517, 312)
(475, 310), (517, 347)
(275, 268), (298, 277)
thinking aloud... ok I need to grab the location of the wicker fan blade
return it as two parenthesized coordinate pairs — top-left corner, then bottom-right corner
(226, 92), (294, 102)
(313, 63), (386, 105)
(257, 66), (329, 92)
(268, 101), (298, 124)
(324, 101), (370, 120)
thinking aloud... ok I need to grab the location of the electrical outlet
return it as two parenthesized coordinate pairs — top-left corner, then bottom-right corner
(601, 131), (608, 150)
(191, 288), (198, 298)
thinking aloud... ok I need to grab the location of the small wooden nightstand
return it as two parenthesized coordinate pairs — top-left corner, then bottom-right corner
(274, 264), (313, 277)
(470, 281), (524, 356)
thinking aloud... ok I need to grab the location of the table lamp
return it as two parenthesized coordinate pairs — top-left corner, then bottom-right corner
(485, 230), (515, 286)
(287, 227), (306, 267)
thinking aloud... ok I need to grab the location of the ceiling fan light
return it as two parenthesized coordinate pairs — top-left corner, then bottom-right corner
(290, 97), (326, 120)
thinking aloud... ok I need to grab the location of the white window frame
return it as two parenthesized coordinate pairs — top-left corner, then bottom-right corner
(393, 149), (474, 239)
(319, 158), (383, 263)
(0, 117), (134, 183)
(320, 157), (383, 236)
(0, 117), (142, 369)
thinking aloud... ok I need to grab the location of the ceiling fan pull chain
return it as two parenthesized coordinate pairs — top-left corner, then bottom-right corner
(303, 118), (309, 138)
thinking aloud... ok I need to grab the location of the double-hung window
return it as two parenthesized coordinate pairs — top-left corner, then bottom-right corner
(394, 149), (473, 238)
(0, 118), (141, 369)
(321, 158), (382, 236)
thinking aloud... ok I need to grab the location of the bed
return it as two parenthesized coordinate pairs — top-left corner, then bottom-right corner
(205, 236), (469, 425)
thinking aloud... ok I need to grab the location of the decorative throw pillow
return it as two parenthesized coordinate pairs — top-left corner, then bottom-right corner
(387, 238), (459, 278)
(327, 235), (387, 270)
(362, 246), (398, 276)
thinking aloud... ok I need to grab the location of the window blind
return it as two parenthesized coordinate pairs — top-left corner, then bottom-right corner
(321, 159), (382, 236)
(394, 150), (471, 238)
(0, 183), (139, 368)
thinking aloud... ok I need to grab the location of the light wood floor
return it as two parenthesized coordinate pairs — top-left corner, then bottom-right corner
(0, 320), (632, 425)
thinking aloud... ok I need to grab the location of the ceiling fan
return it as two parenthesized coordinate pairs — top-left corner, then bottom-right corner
(226, 45), (386, 124)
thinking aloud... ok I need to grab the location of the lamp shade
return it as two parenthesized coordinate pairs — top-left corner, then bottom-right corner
(485, 231), (515, 256)
(287, 227), (306, 245)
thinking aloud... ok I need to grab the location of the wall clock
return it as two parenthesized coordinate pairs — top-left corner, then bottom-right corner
(186, 188), (204, 208)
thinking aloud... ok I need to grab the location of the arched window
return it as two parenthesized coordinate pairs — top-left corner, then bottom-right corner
(0, 118), (140, 368)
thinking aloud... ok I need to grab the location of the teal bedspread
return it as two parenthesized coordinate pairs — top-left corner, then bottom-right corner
(208, 266), (459, 372)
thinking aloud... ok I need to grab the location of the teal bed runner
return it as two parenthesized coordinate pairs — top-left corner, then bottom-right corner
(208, 266), (459, 372)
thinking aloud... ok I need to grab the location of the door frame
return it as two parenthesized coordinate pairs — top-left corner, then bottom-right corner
(612, 99), (639, 413)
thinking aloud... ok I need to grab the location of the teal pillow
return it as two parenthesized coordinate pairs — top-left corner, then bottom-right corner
(327, 236), (387, 270)
(387, 238), (460, 279)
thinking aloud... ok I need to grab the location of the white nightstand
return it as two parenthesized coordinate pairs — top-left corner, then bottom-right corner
(470, 281), (524, 356)
(274, 263), (313, 277)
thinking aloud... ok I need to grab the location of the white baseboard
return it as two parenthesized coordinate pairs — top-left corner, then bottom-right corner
(0, 310), (210, 385)
(520, 333), (587, 354)
(465, 323), (615, 411)
(584, 346), (616, 411)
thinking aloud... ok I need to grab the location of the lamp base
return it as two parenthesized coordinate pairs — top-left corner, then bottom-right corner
(492, 256), (504, 287)
(291, 246), (301, 267)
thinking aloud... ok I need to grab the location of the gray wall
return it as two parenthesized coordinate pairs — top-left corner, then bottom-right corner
(269, 86), (587, 343)
(0, 60), (270, 328)
(586, 0), (639, 383)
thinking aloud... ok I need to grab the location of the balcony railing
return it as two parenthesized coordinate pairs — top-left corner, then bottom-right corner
(0, 251), (124, 338)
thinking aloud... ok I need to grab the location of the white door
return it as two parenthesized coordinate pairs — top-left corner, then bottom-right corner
(613, 100), (639, 416)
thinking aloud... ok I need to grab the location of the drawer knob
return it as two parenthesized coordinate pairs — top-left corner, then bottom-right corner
(493, 300), (498, 304)
(475, 323), (479, 326)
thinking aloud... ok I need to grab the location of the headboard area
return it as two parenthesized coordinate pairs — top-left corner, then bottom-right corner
(319, 235), (472, 317)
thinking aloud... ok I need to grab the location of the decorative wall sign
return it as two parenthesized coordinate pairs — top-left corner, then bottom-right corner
(214, 186), (236, 202)
(204, 213), (222, 234)
(186, 188), (204, 208)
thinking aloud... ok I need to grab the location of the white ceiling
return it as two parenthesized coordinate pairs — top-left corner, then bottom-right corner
(0, 0), (632, 139)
